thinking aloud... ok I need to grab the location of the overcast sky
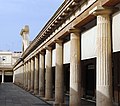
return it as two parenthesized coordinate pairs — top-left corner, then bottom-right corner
(0, 0), (63, 52)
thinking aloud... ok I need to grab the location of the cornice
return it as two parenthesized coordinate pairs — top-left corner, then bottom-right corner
(0, 65), (13, 70)
(13, 0), (120, 68)
(22, 0), (81, 59)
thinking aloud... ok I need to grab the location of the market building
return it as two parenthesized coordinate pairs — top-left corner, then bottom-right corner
(13, 0), (120, 105)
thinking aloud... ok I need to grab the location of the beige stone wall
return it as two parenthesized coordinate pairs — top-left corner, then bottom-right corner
(14, 62), (23, 86)
(12, 52), (21, 65)
(0, 52), (12, 65)
(0, 51), (21, 67)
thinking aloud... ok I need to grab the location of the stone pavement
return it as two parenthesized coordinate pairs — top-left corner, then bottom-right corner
(0, 83), (117, 106)
(0, 83), (51, 106)
(46, 95), (96, 106)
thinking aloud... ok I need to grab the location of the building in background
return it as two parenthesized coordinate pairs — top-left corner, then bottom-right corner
(0, 51), (21, 83)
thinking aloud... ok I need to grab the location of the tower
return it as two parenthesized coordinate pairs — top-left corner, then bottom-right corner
(20, 25), (30, 52)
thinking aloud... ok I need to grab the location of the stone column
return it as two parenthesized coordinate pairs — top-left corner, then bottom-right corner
(54, 40), (64, 105)
(22, 65), (24, 86)
(25, 62), (28, 89)
(39, 52), (45, 97)
(2, 70), (4, 83)
(69, 28), (81, 106)
(34, 54), (39, 95)
(23, 63), (26, 88)
(28, 60), (31, 91)
(45, 47), (53, 100)
(93, 7), (113, 106)
(13, 71), (15, 83)
(30, 57), (34, 92)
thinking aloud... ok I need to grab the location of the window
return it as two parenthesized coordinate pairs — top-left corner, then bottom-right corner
(2, 56), (6, 62)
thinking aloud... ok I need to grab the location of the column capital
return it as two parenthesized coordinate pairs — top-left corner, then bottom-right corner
(30, 57), (34, 60)
(25, 61), (27, 64)
(35, 54), (39, 57)
(54, 39), (63, 44)
(90, 6), (116, 16)
(40, 51), (45, 55)
(28, 59), (31, 62)
(68, 27), (80, 33)
(44, 46), (52, 50)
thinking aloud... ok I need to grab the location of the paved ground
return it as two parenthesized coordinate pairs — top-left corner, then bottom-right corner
(47, 95), (96, 106)
(0, 83), (51, 106)
(0, 83), (96, 106)
(0, 83), (117, 106)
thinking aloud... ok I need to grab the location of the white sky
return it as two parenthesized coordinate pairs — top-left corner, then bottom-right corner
(0, 0), (63, 51)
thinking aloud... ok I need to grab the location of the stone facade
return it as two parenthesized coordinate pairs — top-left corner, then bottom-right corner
(13, 0), (120, 106)
(0, 51), (21, 83)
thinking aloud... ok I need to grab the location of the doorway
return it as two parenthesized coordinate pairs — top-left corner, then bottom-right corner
(86, 64), (96, 97)
(4, 75), (13, 82)
(4, 71), (13, 82)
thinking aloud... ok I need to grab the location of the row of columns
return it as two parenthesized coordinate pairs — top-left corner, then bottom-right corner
(21, 7), (113, 106)
(0, 71), (13, 83)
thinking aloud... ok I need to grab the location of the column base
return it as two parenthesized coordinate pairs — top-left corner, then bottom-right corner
(21, 85), (24, 88)
(96, 85), (112, 106)
(39, 92), (45, 97)
(29, 90), (34, 93)
(34, 93), (39, 95)
(27, 89), (30, 91)
(25, 86), (28, 90)
(39, 94), (45, 98)
(43, 97), (54, 101)
(53, 102), (66, 106)
(34, 90), (39, 95)
(22, 86), (25, 89)
(32, 92), (35, 95)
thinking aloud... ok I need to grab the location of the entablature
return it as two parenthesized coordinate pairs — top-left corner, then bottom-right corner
(13, 0), (120, 66)
(22, 0), (97, 60)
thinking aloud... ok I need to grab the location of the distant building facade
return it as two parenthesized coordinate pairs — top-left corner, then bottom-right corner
(13, 0), (120, 106)
(0, 51), (21, 83)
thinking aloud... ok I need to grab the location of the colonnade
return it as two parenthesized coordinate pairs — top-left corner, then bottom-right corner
(20, 7), (113, 106)
(0, 70), (13, 83)
(22, 28), (81, 106)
